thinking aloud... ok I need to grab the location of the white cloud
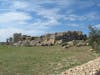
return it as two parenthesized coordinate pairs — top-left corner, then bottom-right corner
(65, 14), (86, 21)
(9, 0), (60, 26)
(0, 10), (59, 41)
(11, 1), (29, 9)
(65, 24), (79, 27)
(76, 0), (95, 8)
(64, 12), (99, 21)
(95, 24), (100, 28)
(0, 12), (32, 25)
(86, 12), (99, 20)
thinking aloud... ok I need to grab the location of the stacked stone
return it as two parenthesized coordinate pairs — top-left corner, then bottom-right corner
(60, 57), (100, 75)
(13, 33), (22, 43)
(6, 31), (87, 46)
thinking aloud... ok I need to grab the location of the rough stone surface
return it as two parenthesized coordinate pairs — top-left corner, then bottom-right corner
(6, 31), (87, 46)
(59, 57), (100, 75)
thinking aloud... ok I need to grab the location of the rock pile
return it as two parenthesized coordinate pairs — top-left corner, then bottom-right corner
(60, 57), (100, 75)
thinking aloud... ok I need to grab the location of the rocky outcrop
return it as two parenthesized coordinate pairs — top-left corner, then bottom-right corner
(59, 57), (100, 75)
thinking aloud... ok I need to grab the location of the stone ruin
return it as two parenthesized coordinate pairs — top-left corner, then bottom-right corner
(6, 31), (87, 47)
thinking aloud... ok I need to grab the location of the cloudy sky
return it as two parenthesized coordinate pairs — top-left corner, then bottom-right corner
(0, 0), (100, 42)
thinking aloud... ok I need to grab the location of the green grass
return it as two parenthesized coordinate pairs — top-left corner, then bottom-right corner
(0, 45), (99, 75)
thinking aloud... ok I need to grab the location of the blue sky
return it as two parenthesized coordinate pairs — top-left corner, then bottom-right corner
(0, 0), (100, 42)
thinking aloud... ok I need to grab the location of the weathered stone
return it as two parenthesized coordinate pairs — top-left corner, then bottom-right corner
(62, 45), (70, 49)
(67, 41), (75, 47)
(76, 40), (87, 47)
(6, 31), (87, 46)
(13, 33), (22, 43)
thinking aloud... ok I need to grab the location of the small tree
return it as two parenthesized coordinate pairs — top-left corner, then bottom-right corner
(88, 25), (100, 51)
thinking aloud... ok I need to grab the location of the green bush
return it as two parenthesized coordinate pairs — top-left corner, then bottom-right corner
(88, 26), (100, 51)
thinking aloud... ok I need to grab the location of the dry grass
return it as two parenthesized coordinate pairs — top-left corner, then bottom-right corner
(0, 45), (98, 75)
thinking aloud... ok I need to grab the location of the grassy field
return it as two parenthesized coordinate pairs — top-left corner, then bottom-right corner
(0, 45), (99, 75)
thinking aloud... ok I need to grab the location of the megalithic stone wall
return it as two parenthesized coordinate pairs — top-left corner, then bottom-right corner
(6, 31), (87, 46)
(13, 33), (22, 43)
(59, 57), (100, 75)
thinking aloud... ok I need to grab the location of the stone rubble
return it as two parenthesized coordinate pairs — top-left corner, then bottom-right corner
(59, 57), (100, 75)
